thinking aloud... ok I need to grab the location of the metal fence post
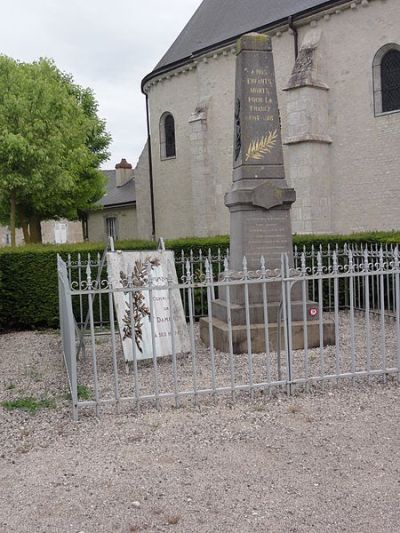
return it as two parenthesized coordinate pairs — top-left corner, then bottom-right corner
(57, 255), (78, 421)
(281, 253), (293, 394)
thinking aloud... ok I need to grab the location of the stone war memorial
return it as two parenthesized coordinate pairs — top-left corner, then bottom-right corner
(200, 33), (334, 353)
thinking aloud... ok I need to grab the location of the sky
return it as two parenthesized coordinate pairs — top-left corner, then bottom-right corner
(0, 0), (203, 168)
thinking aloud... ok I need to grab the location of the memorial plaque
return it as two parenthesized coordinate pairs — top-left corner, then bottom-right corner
(107, 251), (190, 362)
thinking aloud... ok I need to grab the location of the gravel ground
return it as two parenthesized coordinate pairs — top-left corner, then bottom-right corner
(1, 327), (400, 533)
(74, 311), (400, 414)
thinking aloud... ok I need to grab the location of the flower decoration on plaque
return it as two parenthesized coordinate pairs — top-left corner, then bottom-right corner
(245, 129), (278, 161)
(120, 257), (160, 353)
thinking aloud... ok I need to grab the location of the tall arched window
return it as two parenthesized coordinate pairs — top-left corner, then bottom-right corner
(373, 44), (400, 115)
(160, 112), (176, 159)
(381, 50), (400, 112)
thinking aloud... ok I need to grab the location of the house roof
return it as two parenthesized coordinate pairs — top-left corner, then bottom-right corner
(99, 170), (136, 208)
(143, 0), (344, 88)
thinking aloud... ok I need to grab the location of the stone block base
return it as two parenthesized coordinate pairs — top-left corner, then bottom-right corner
(211, 299), (319, 324)
(200, 316), (335, 354)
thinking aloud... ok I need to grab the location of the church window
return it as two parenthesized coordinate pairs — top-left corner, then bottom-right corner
(381, 50), (400, 112)
(160, 113), (176, 159)
(373, 44), (400, 115)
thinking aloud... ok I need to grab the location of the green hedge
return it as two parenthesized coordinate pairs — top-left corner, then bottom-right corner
(0, 240), (155, 331)
(292, 231), (400, 249)
(1, 232), (400, 331)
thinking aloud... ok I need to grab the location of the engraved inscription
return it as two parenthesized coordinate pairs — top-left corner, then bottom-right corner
(245, 69), (275, 124)
(240, 62), (281, 165)
(244, 212), (291, 268)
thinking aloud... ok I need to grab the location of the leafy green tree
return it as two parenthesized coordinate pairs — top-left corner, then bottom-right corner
(0, 56), (111, 244)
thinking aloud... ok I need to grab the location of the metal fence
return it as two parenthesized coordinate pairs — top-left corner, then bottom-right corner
(65, 247), (229, 329)
(58, 245), (400, 420)
(293, 242), (400, 313)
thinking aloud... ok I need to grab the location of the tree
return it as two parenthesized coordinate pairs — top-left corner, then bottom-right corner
(0, 56), (111, 244)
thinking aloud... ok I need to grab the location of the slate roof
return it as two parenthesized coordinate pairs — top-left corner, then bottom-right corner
(99, 170), (136, 208)
(143, 0), (342, 86)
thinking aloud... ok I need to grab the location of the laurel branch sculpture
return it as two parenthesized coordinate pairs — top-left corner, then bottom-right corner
(245, 129), (278, 161)
(120, 257), (160, 353)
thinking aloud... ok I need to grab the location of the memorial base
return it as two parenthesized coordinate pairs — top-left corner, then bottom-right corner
(200, 299), (335, 354)
(200, 317), (335, 354)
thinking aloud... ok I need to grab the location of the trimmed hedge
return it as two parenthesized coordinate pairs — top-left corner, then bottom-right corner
(166, 236), (229, 256)
(1, 232), (400, 331)
(0, 240), (155, 331)
(292, 231), (400, 249)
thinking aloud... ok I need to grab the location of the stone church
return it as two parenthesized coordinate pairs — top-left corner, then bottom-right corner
(134, 0), (400, 240)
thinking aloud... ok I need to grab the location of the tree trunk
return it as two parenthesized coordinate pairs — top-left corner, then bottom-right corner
(29, 216), (43, 243)
(10, 192), (16, 247)
(18, 209), (30, 244)
(21, 222), (30, 244)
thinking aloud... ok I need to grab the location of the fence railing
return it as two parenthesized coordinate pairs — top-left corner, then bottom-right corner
(65, 243), (400, 330)
(58, 245), (400, 420)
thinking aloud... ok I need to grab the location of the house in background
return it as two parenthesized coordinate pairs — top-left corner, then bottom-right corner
(85, 158), (138, 243)
(0, 219), (83, 247)
(0, 158), (139, 247)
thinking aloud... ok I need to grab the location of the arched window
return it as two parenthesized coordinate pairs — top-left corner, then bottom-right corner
(381, 50), (400, 112)
(160, 112), (176, 159)
(373, 44), (400, 115)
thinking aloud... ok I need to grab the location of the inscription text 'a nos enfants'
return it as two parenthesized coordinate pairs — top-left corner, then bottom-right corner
(246, 69), (274, 123)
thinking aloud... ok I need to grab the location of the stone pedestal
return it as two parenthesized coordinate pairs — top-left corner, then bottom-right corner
(200, 297), (335, 354)
(200, 317), (335, 354)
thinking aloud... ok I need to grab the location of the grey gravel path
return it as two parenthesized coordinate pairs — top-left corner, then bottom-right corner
(1, 330), (400, 533)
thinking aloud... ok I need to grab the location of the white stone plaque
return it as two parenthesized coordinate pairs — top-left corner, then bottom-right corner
(107, 251), (190, 362)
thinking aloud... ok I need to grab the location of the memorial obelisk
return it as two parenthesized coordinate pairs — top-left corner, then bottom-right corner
(227, 33), (295, 293)
(200, 33), (334, 353)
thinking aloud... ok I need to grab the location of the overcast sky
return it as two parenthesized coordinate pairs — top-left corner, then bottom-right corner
(0, 0), (203, 168)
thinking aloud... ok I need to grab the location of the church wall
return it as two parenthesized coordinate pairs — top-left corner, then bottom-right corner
(145, 0), (400, 239)
(273, 0), (400, 234)
(195, 54), (236, 236)
(135, 141), (153, 240)
(273, 27), (334, 235)
(311, 0), (400, 233)
(146, 52), (237, 239)
(148, 70), (198, 239)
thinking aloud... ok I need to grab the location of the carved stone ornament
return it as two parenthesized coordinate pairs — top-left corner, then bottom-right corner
(234, 98), (241, 161)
